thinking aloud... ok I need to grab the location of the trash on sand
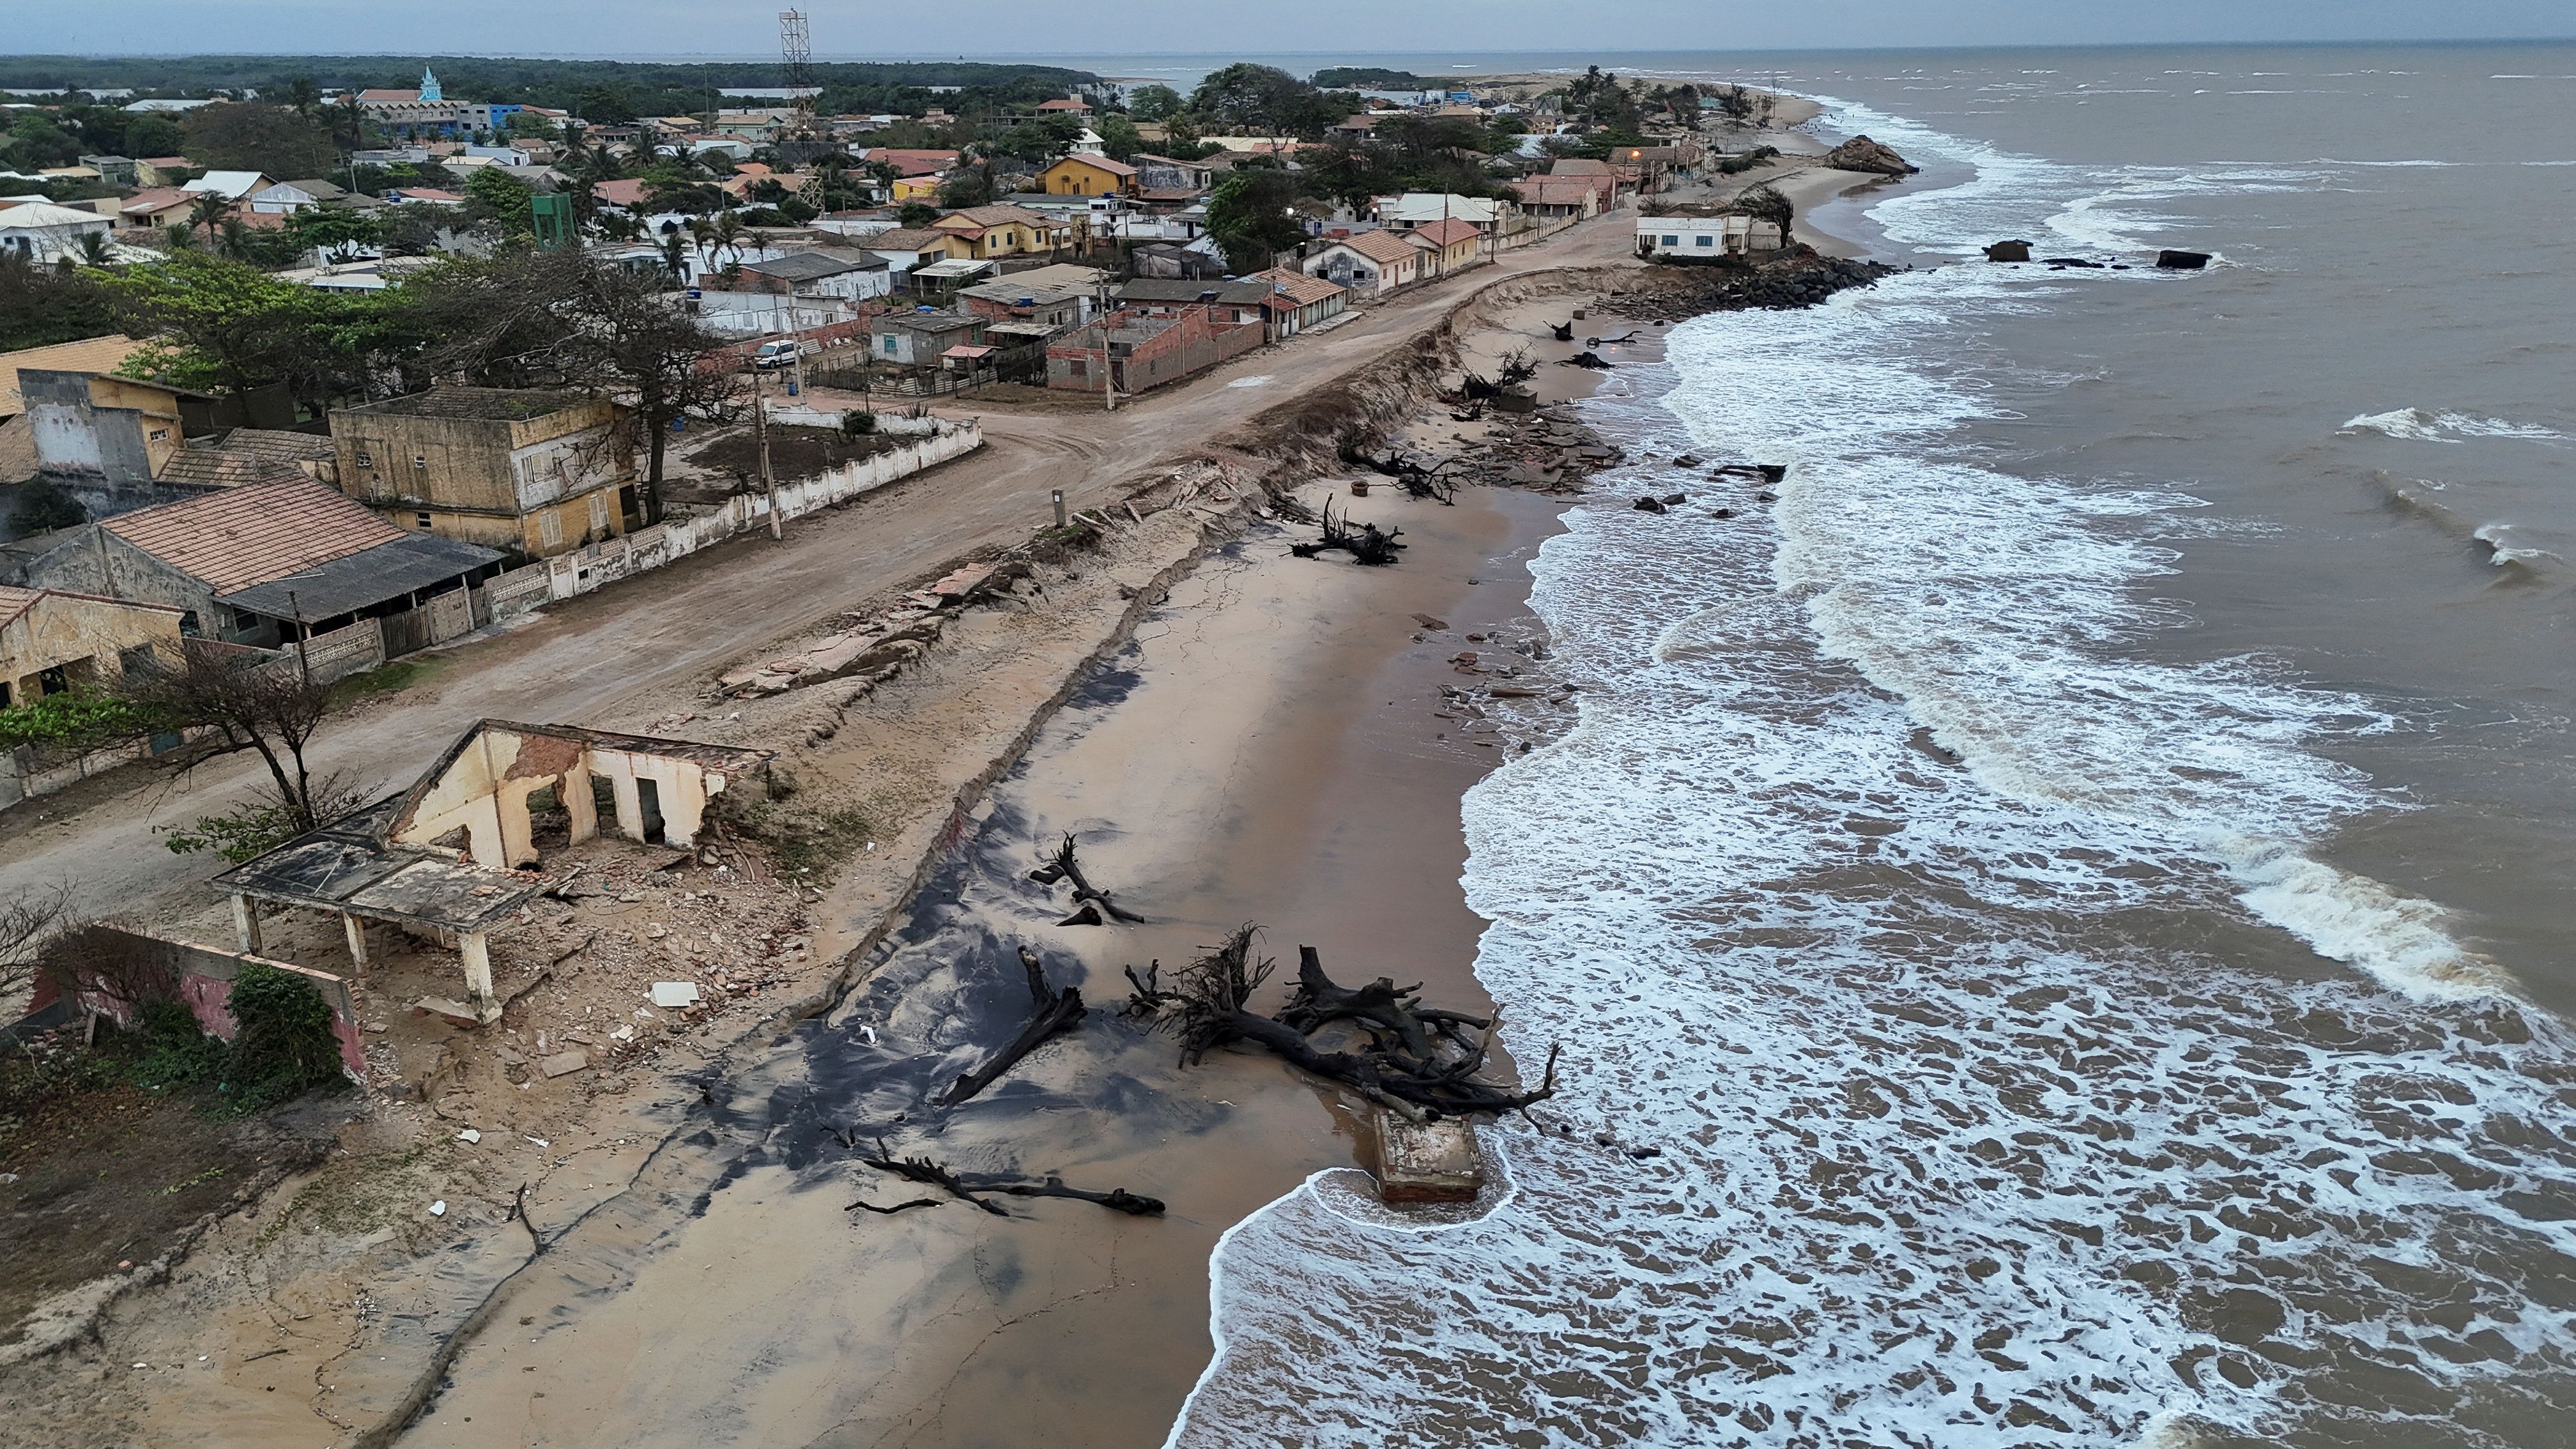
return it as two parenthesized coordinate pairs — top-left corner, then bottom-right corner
(650, 981), (701, 1009)
(429, 1200), (448, 1216)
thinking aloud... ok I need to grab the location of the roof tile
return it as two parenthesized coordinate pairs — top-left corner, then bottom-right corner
(101, 479), (406, 595)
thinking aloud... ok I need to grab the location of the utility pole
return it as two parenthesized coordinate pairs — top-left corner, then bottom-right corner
(1098, 272), (1117, 411)
(755, 371), (781, 539)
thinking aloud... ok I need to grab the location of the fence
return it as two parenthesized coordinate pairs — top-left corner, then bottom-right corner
(474, 416), (983, 624)
(806, 344), (1046, 398)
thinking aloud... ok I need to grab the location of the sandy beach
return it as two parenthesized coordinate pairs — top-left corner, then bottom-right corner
(0, 111), (1900, 1445)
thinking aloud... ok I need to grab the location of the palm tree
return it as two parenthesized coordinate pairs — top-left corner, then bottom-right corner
(710, 210), (745, 266)
(185, 192), (235, 243)
(685, 215), (716, 273)
(75, 230), (112, 266)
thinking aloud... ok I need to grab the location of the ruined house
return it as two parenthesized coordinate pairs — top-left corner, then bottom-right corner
(211, 719), (773, 1018)
(330, 387), (639, 560)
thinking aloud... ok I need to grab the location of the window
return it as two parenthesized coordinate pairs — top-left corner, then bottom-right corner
(588, 491), (608, 533)
(1695, 234), (1714, 247)
(412, 454), (427, 470)
(355, 447), (372, 467)
(416, 511), (433, 528)
(539, 509), (564, 549)
(1067, 358), (1086, 378)
(883, 336), (898, 354)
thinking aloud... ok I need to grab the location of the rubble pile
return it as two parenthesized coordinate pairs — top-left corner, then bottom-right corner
(716, 559), (1034, 699)
(1407, 615), (1579, 755)
(1358, 405), (1627, 494)
(394, 838), (818, 1102)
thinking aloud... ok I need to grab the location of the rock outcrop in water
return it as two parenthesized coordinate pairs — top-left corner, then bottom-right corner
(1822, 135), (1919, 175)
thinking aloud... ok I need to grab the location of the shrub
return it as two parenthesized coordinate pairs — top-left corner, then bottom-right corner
(840, 408), (877, 436)
(222, 963), (344, 1109)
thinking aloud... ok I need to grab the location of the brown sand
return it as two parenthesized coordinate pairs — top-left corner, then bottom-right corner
(8, 185), (1890, 1448)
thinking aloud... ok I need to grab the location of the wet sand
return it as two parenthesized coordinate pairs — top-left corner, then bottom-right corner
(402, 226), (1872, 1447)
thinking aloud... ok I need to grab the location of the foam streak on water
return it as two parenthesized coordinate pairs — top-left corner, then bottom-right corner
(1169, 101), (2576, 1449)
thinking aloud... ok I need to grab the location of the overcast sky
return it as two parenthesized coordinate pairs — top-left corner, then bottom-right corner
(10, 1), (2572, 62)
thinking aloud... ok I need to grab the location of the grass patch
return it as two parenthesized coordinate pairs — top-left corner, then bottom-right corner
(331, 655), (445, 704)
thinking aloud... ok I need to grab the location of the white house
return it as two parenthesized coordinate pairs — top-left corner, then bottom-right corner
(1374, 193), (1510, 234)
(1636, 214), (1781, 259)
(0, 201), (114, 262)
(689, 290), (863, 337)
(735, 249), (894, 303)
(1301, 229), (1422, 300)
(245, 178), (355, 215)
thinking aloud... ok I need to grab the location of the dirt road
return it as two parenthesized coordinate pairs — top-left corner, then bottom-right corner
(0, 211), (1644, 930)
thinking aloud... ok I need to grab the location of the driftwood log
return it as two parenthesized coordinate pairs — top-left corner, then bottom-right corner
(1126, 926), (1557, 1121)
(843, 1142), (1165, 1217)
(937, 945), (1085, 1106)
(1030, 834), (1146, 924)
(1290, 498), (1408, 565)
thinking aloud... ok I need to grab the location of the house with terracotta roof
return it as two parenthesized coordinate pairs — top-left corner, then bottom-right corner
(1246, 266), (1348, 338)
(0, 585), (187, 710)
(1405, 217), (1483, 278)
(1301, 228), (1422, 300)
(1037, 154), (1137, 199)
(118, 187), (199, 229)
(930, 204), (1074, 261)
(330, 388), (637, 559)
(11, 477), (503, 648)
(1512, 174), (1605, 222)
(590, 178), (650, 212)
(858, 149), (960, 178)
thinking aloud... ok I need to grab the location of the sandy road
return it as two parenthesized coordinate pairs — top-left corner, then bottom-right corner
(0, 211), (1644, 926)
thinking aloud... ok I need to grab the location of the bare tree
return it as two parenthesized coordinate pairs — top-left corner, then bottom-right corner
(0, 887), (72, 1010)
(111, 641), (349, 835)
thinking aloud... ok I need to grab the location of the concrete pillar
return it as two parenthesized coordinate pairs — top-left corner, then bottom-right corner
(460, 931), (493, 1006)
(341, 912), (369, 970)
(562, 765), (598, 846)
(231, 894), (261, 955)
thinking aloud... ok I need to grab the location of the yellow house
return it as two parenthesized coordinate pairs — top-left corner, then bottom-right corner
(890, 174), (942, 203)
(0, 586), (187, 710)
(930, 205), (1075, 261)
(1036, 155), (1137, 198)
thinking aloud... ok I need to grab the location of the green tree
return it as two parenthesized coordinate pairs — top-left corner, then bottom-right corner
(937, 165), (995, 210)
(1204, 168), (1308, 273)
(104, 250), (401, 410)
(1096, 116), (1142, 162)
(180, 101), (335, 178)
(1189, 64), (1308, 135)
(286, 208), (383, 262)
(2, 112), (81, 170)
(577, 83), (638, 125)
(462, 166), (537, 234)
(896, 200), (937, 228)
(1128, 84), (1184, 123)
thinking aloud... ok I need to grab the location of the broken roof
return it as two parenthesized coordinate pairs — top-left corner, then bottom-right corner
(101, 479), (406, 595)
(0, 585), (184, 631)
(211, 798), (548, 934)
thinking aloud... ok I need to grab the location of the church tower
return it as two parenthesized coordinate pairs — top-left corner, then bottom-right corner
(419, 67), (442, 102)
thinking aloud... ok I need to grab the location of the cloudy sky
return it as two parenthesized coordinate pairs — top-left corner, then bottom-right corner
(11, 0), (2571, 57)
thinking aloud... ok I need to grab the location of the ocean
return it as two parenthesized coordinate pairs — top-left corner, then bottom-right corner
(1169, 44), (2576, 1448)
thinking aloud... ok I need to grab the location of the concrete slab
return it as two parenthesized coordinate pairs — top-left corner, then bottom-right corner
(538, 1048), (590, 1078)
(1374, 1110), (1484, 1204)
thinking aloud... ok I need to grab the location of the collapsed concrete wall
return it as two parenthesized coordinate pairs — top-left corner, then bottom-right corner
(387, 719), (772, 868)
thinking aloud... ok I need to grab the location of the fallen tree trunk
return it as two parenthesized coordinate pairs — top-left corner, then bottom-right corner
(1130, 926), (1557, 1119)
(1030, 833), (1146, 924)
(1289, 498), (1407, 565)
(938, 945), (1085, 1106)
(961, 1173), (1166, 1216)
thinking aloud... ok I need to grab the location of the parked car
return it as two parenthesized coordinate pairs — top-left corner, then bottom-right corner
(751, 339), (807, 370)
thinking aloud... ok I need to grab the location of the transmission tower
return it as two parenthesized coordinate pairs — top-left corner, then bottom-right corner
(779, 9), (817, 135)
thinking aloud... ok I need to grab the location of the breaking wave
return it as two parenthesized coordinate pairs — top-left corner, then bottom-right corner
(1168, 91), (2576, 1449)
(2341, 408), (2567, 442)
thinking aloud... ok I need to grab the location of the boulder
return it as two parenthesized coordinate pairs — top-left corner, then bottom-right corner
(2156, 249), (2212, 270)
(1633, 497), (1668, 514)
(1984, 240), (2032, 263)
(1822, 135), (1919, 176)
